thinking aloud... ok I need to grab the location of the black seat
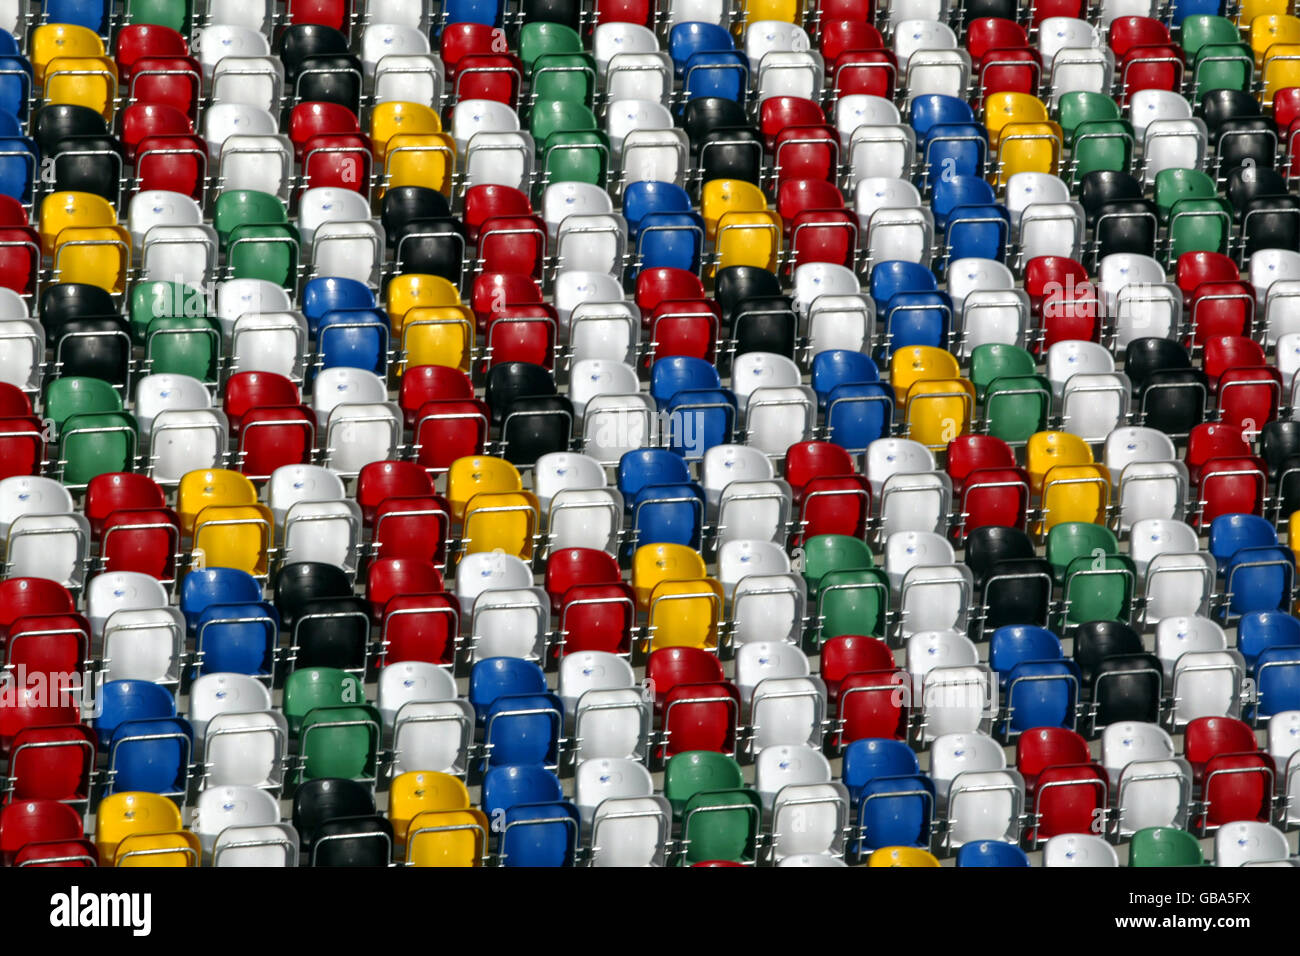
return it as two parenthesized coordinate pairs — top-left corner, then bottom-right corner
(292, 597), (371, 672)
(1196, 88), (1261, 139)
(40, 283), (119, 339)
(274, 561), (354, 624)
(1277, 453), (1300, 521)
(1214, 118), (1278, 178)
(500, 395), (574, 465)
(1241, 195), (1300, 258)
(50, 135), (124, 205)
(1260, 420), (1300, 479)
(1225, 164), (1288, 221)
(381, 187), (453, 249)
(714, 266), (783, 327)
(485, 361), (556, 428)
(1093, 198), (1158, 259)
(278, 24), (350, 84)
(311, 815), (393, 867)
(522, 0), (581, 29)
(979, 557), (1053, 635)
(1072, 619), (1145, 689)
(732, 295), (798, 359)
(964, 525), (1036, 592)
(1139, 368), (1209, 437)
(1078, 169), (1143, 229)
(32, 104), (108, 157)
(960, 0), (1018, 26)
(699, 126), (764, 185)
(393, 217), (467, 284)
(291, 778), (376, 850)
(54, 318), (132, 386)
(1091, 653), (1163, 727)
(1122, 337), (1191, 395)
(294, 54), (364, 112)
(682, 98), (748, 153)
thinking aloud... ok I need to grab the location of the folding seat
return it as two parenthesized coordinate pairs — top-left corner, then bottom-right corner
(840, 738), (934, 855)
(1183, 715), (1274, 830)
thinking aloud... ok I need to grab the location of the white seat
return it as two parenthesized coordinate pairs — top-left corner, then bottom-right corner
(206, 0), (272, 34)
(769, 780), (848, 862)
(376, 660), (457, 730)
(194, 25), (271, 81)
(834, 94), (901, 146)
(360, 23), (430, 79)
(922, 663), (996, 740)
(1099, 0), (1157, 21)
(1156, 615), (1227, 684)
(140, 225), (217, 287)
(211, 56), (284, 113)
(864, 206), (934, 265)
(776, 852), (848, 866)
(463, 130), (535, 192)
(604, 99), (673, 163)
(848, 122), (915, 181)
(754, 746), (833, 811)
(744, 20), (810, 72)
(1116, 460), (1188, 530)
(218, 134), (293, 199)
(0, 287), (27, 319)
(554, 271), (625, 338)
(0, 476), (73, 542)
(946, 258), (1014, 316)
(102, 607), (186, 685)
(453, 551), (533, 608)
(450, 99), (521, 154)
(791, 263), (861, 318)
(1102, 721), (1176, 783)
(574, 757), (654, 827)
(5, 512), (89, 589)
(193, 785), (280, 856)
(230, 311), (309, 379)
(893, 19), (957, 70)
(368, 0), (431, 30)
(715, 478), (790, 546)
(281, 499), (361, 573)
(1048, 46), (1113, 104)
(729, 353), (803, 410)
(310, 366), (388, 422)
(898, 562), (970, 636)
(734, 640), (809, 704)
(1129, 89), (1193, 140)
(470, 587), (548, 662)
(1215, 821), (1291, 866)
(558, 651), (636, 720)
(1170, 649), (1244, 726)
(188, 673), (273, 739)
(148, 408), (229, 482)
(906, 47), (969, 99)
(1037, 17), (1098, 62)
(1006, 172), (1071, 229)
(945, 768), (1023, 848)
(127, 190), (203, 251)
(717, 539), (791, 602)
(1018, 201), (1085, 263)
(865, 437), (936, 499)
(887, 0), (946, 21)
(666, 0), (729, 26)
(1250, 247), (1300, 309)
(1114, 756), (1191, 836)
(556, 215), (628, 280)
(532, 452), (607, 512)
(266, 464), (345, 527)
(203, 102), (277, 161)
(542, 182), (614, 241)
(1267, 709), (1300, 827)
(1128, 518), (1199, 578)
(608, 53), (674, 107)
(391, 698), (475, 775)
(744, 386), (815, 455)
(1113, 282), (1182, 349)
(751, 676), (825, 752)
(568, 299), (637, 365)
(1143, 551), (1214, 625)
(582, 393), (656, 465)
(701, 444), (774, 511)
(547, 487), (623, 552)
(133, 373), (211, 440)
(929, 731), (1006, 803)
(0, 318), (42, 392)
(86, 571), (169, 639)
(215, 279), (293, 341)
(1099, 253), (1167, 315)
(312, 220), (385, 287)
(1046, 339), (1115, 401)
(1104, 426), (1177, 480)
(1142, 119), (1207, 185)
(572, 687), (647, 762)
(323, 402), (402, 476)
(1262, 278), (1300, 346)
(202, 710), (287, 790)
(807, 294), (874, 356)
(589, 795), (671, 867)
(731, 572), (805, 646)
(297, 187), (372, 246)
(959, 289), (1031, 357)
(374, 53), (443, 108)
(1061, 372), (1131, 442)
(879, 471), (952, 538)
(905, 628), (979, 697)
(756, 50), (824, 102)
(1042, 833), (1119, 866)
(593, 22), (659, 77)
(212, 823), (299, 867)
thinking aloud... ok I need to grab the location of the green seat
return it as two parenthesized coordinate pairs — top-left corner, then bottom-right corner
(663, 751), (744, 820)
(1046, 521), (1119, 585)
(283, 666), (366, 736)
(541, 130), (609, 186)
(1192, 42), (1253, 99)
(531, 53), (596, 106)
(127, 0), (193, 34)
(145, 316), (221, 382)
(1056, 92), (1121, 147)
(530, 99), (598, 148)
(60, 411), (137, 486)
(298, 704), (382, 782)
(1128, 826), (1206, 866)
(518, 22), (584, 73)
(680, 788), (761, 865)
(984, 374), (1051, 443)
(226, 223), (300, 288)
(1168, 197), (1231, 261)
(1060, 553), (1135, 628)
(1178, 14), (1241, 61)
(970, 343), (1036, 402)
(800, 533), (873, 599)
(817, 567), (889, 641)
(1070, 119), (1133, 184)
(1153, 167), (1218, 223)
(130, 280), (209, 345)
(213, 189), (288, 249)
(43, 375), (122, 433)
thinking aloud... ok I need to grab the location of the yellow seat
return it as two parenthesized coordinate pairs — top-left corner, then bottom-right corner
(1025, 430), (1094, 497)
(389, 771), (471, 847)
(701, 178), (768, 241)
(1289, 510), (1300, 559)
(646, 577), (724, 651)
(386, 273), (462, 338)
(632, 542), (708, 611)
(740, 0), (804, 24)
(1240, 0), (1292, 27)
(462, 489), (539, 559)
(53, 225), (132, 293)
(1261, 42), (1300, 103)
(30, 23), (105, 84)
(384, 131), (456, 196)
(193, 503), (274, 575)
(1040, 463), (1111, 535)
(994, 121), (1062, 186)
(715, 209), (782, 273)
(45, 55), (118, 121)
(401, 305), (475, 373)
(1252, 14), (1300, 65)
(889, 345), (962, 402)
(983, 91), (1050, 147)
(446, 455), (523, 521)
(370, 101), (443, 163)
(904, 377), (975, 449)
(39, 190), (117, 257)
(114, 830), (201, 867)
(177, 468), (258, 535)
(93, 791), (183, 865)
(867, 845), (942, 867)
(406, 808), (490, 866)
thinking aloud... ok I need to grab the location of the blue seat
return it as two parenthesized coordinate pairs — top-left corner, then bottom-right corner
(637, 212), (705, 273)
(0, 30), (17, 56)
(617, 447), (692, 506)
(1237, 611), (1300, 673)
(481, 764), (564, 820)
(956, 840), (1031, 867)
(622, 181), (694, 238)
(869, 259), (936, 312)
(825, 382), (893, 453)
(0, 56), (31, 122)
(856, 772), (935, 852)
(500, 801), (580, 866)
(812, 350), (879, 410)
(1168, 0), (1226, 24)
(990, 625), (1064, 691)
(682, 50), (748, 104)
(46, 0), (113, 33)
(107, 717), (192, 796)
(93, 679), (176, 746)
(1222, 545), (1294, 619)
(663, 388), (736, 459)
(668, 22), (734, 78)
(0, 136), (36, 203)
(931, 175), (996, 230)
(841, 737), (919, 806)
(0, 110), (21, 139)
(181, 567), (262, 632)
(910, 95), (976, 141)
(301, 276), (378, 337)
(1004, 659), (1080, 734)
(921, 122), (988, 189)
(650, 355), (721, 409)
(195, 601), (279, 678)
(468, 657), (548, 724)
(484, 693), (564, 767)
(1255, 646), (1300, 719)
(632, 481), (707, 549)
(1209, 513), (1277, 572)
(442, 0), (505, 27)
(945, 203), (1011, 264)
(882, 291), (952, 357)
(316, 307), (389, 376)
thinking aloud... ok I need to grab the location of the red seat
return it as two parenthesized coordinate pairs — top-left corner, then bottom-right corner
(0, 196), (26, 227)
(236, 405), (316, 480)
(114, 23), (189, 79)
(485, 304), (558, 369)
(1030, 762), (1108, 845)
(301, 132), (373, 196)
(5, 613), (89, 682)
(544, 548), (622, 614)
(1015, 726), (1092, 791)
(649, 301), (719, 363)
(0, 685), (80, 756)
(84, 473), (167, 539)
(439, 22), (506, 74)
(966, 17), (1029, 62)
(0, 579), (75, 643)
(1119, 43), (1185, 104)
(819, 0), (874, 21)
(367, 558), (445, 621)
(1196, 456), (1267, 529)
(1188, 280), (1255, 344)
(1217, 365), (1281, 432)
(789, 208), (857, 270)
(760, 96), (825, 152)
(839, 669), (909, 744)
(773, 124), (839, 186)
(100, 508), (181, 581)
(121, 102), (193, 161)
(1176, 250), (1239, 298)
(1274, 86), (1300, 129)
(451, 53), (523, 107)
(1107, 15), (1171, 60)
(1040, 280), (1102, 350)
(479, 214), (548, 279)
(0, 417), (43, 482)
(471, 272), (543, 334)
(289, 0), (352, 33)
(595, 0), (653, 27)
(959, 467), (1032, 535)
(14, 838), (97, 866)
(831, 49), (897, 99)
(946, 434), (1016, 493)
(0, 382), (30, 417)
(1030, 0), (1085, 21)
(222, 371), (301, 437)
(0, 799), (84, 865)
(557, 582), (635, 656)
(135, 134), (207, 200)
(785, 440), (855, 502)
(289, 101), (361, 163)
(412, 399), (490, 474)
(1184, 716), (1273, 830)
(645, 646), (724, 717)
(463, 185), (533, 243)
(127, 56), (202, 120)
(398, 365), (475, 430)
(1025, 255), (1089, 317)
(635, 267), (706, 327)
(380, 591), (460, 666)
(819, 634), (896, 708)
(795, 474), (872, 542)
(977, 46), (1041, 102)
(662, 680), (740, 756)
(1186, 422), (1251, 482)
(5, 724), (95, 804)
(818, 20), (884, 64)
(1204, 336), (1265, 382)
(357, 460), (435, 527)
(778, 180), (844, 235)
(0, 226), (40, 297)
(373, 494), (452, 567)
